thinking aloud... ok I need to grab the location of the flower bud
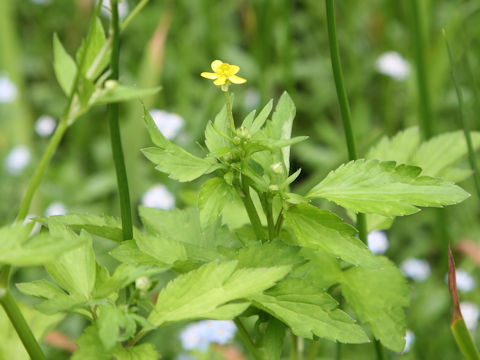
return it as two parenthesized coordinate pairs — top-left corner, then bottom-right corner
(270, 162), (284, 174)
(135, 276), (151, 292)
(105, 80), (118, 89)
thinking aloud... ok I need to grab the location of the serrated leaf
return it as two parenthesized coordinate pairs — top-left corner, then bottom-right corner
(341, 256), (410, 352)
(109, 240), (160, 266)
(0, 223), (85, 266)
(35, 213), (123, 241)
(148, 261), (290, 326)
(234, 241), (304, 269)
(45, 225), (96, 299)
(307, 159), (470, 216)
(53, 34), (77, 95)
(285, 204), (379, 268)
(113, 344), (159, 360)
(292, 249), (343, 290)
(241, 109), (257, 129)
(367, 127), (420, 164)
(142, 106), (218, 182)
(93, 84), (161, 105)
(250, 279), (368, 343)
(198, 177), (236, 226)
(412, 130), (480, 177)
(72, 325), (112, 360)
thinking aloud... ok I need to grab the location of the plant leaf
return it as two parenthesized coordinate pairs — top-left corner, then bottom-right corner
(285, 204), (379, 268)
(198, 177), (236, 226)
(93, 84), (161, 105)
(53, 33), (77, 95)
(307, 159), (469, 216)
(250, 279), (368, 343)
(340, 256), (410, 352)
(148, 261), (290, 326)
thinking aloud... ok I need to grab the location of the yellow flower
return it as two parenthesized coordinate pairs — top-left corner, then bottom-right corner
(201, 60), (246, 89)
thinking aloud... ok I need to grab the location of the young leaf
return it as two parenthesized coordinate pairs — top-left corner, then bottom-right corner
(234, 241), (304, 269)
(205, 104), (232, 154)
(340, 256), (410, 352)
(198, 177), (236, 226)
(307, 159), (469, 216)
(109, 240), (160, 266)
(76, 17), (109, 79)
(250, 99), (273, 134)
(72, 325), (114, 360)
(285, 204), (379, 268)
(261, 92), (296, 171)
(53, 33), (77, 95)
(142, 106), (218, 182)
(259, 318), (287, 360)
(250, 279), (368, 343)
(241, 109), (257, 129)
(148, 261), (290, 326)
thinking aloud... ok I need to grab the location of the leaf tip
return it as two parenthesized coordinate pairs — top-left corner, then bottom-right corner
(448, 244), (462, 324)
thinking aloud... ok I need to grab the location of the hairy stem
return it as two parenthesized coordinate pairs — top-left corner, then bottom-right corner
(108, 0), (133, 240)
(234, 318), (264, 360)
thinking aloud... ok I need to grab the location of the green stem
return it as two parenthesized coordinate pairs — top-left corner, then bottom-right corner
(374, 339), (387, 360)
(120, 0), (150, 31)
(16, 119), (68, 222)
(234, 318), (264, 360)
(325, 0), (367, 246)
(0, 291), (46, 360)
(443, 29), (480, 199)
(239, 177), (264, 242)
(262, 193), (275, 241)
(335, 343), (342, 360)
(274, 210), (284, 237)
(225, 91), (236, 133)
(451, 318), (480, 360)
(407, 0), (433, 139)
(290, 333), (300, 360)
(108, 0), (133, 240)
(306, 339), (320, 360)
(325, 0), (357, 161)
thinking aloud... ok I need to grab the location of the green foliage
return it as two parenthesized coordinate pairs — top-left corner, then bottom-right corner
(53, 34), (77, 95)
(340, 257), (410, 352)
(0, 222), (85, 266)
(251, 279), (368, 343)
(307, 159), (469, 216)
(285, 204), (379, 268)
(148, 261), (291, 326)
(142, 107), (219, 182)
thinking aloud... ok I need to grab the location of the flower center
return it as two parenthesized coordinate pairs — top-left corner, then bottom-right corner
(217, 63), (234, 77)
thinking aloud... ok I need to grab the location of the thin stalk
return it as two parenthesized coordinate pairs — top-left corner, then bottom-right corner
(0, 291), (46, 360)
(234, 318), (264, 360)
(374, 339), (387, 360)
(443, 29), (480, 198)
(274, 210), (284, 237)
(120, 0), (150, 31)
(108, 0), (133, 240)
(239, 178), (264, 242)
(262, 193), (275, 241)
(407, 0), (433, 139)
(306, 339), (320, 360)
(225, 91), (236, 132)
(290, 333), (300, 360)
(325, 0), (367, 245)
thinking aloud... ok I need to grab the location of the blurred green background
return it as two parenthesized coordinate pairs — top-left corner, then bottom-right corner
(1, 0), (480, 359)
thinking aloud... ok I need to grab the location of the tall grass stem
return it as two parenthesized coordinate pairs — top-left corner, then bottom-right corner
(108, 0), (133, 240)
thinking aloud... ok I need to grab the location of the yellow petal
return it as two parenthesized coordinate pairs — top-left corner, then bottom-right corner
(230, 65), (240, 74)
(229, 75), (246, 84)
(201, 72), (218, 80)
(214, 77), (227, 86)
(211, 60), (223, 72)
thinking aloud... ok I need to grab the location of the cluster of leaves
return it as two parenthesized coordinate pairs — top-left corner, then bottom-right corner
(2, 83), (477, 358)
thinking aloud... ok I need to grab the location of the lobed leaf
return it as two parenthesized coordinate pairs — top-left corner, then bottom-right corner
(307, 159), (469, 217)
(285, 204), (379, 268)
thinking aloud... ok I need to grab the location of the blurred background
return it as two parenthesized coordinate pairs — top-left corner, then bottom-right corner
(1, 0), (480, 359)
